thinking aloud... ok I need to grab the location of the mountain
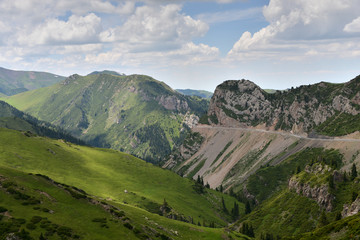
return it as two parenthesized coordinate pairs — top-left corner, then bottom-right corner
(4, 73), (208, 163)
(88, 70), (124, 76)
(176, 89), (213, 99)
(164, 75), (360, 238)
(166, 76), (360, 189)
(0, 127), (247, 239)
(229, 147), (360, 239)
(0, 100), (83, 145)
(0, 67), (65, 96)
(203, 77), (360, 136)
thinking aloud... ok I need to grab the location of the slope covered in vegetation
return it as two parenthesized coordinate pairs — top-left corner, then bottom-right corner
(4, 73), (208, 163)
(0, 128), (242, 230)
(0, 67), (64, 96)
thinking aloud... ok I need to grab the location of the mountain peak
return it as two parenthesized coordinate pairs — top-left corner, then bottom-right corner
(87, 70), (124, 76)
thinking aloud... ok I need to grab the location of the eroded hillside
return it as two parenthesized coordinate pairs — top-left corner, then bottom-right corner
(165, 76), (360, 191)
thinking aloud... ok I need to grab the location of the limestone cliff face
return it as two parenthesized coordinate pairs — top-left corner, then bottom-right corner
(288, 178), (334, 211)
(157, 95), (189, 111)
(206, 76), (360, 135)
(288, 164), (336, 211)
(342, 197), (360, 218)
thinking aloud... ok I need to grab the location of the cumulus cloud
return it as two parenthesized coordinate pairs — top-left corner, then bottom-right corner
(100, 4), (209, 51)
(344, 17), (360, 32)
(228, 0), (360, 60)
(17, 13), (102, 46)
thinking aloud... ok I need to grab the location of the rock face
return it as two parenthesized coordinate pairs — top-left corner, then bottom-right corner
(342, 197), (360, 218)
(163, 131), (204, 169)
(158, 95), (189, 111)
(205, 76), (360, 135)
(288, 178), (334, 211)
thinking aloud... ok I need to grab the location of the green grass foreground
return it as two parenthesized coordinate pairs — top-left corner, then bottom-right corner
(0, 128), (245, 239)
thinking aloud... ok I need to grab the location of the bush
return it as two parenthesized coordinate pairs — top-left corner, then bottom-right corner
(123, 222), (133, 229)
(30, 216), (43, 224)
(0, 206), (8, 213)
(26, 222), (37, 230)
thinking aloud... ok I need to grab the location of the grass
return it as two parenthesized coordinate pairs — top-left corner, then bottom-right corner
(4, 73), (208, 162)
(187, 158), (206, 179)
(315, 112), (360, 136)
(210, 140), (233, 167)
(0, 128), (242, 228)
(245, 148), (342, 203)
(239, 190), (321, 238)
(0, 166), (250, 240)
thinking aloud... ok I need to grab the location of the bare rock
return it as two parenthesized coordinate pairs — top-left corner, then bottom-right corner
(342, 197), (360, 218)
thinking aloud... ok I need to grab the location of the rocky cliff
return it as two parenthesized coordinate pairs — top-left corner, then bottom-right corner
(203, 76), (360, 136)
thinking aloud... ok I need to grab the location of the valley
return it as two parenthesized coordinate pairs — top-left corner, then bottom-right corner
(0, 67), (360, 239)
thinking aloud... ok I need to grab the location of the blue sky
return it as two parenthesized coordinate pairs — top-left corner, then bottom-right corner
(0, 0), (360, 91)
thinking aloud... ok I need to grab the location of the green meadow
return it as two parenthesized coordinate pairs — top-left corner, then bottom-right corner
(0, 128), (243, 232)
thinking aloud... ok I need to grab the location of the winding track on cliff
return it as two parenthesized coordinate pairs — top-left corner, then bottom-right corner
(196, 125), (360, 143)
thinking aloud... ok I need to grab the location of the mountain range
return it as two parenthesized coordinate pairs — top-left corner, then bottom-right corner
(3, 72), (208, 163)
(0, 66), (359, 239)
(176, 89), (213, 99)
(0, 67), (64, 96)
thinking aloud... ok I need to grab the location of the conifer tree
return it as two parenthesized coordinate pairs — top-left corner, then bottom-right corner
(328, 175), (334, 189)
(351, 163), (357, 180)
(231, 202), (239, 219)
(221, 197), (228, 213)
(245, 200), (251, 214)
(318, 211), (328, 227)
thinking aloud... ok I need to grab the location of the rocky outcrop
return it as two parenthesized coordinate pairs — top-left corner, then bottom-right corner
(288, 178), (334, 211)
(163, 131), (204, 169)
(206, 76), (360, 135)
(157, 95), (189, 111)
(342, 197), (360, 218)
(182, 113), (199, 129)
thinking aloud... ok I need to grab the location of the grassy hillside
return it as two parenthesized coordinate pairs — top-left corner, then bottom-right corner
(176, 89), (213, 99)
(231, 147), (360, 239)
(0, 100), (83, 145)
(5, 73), (208, 163)
(0, 165), (249, 239)
(0, 128), (243, 229)
(0, 67), (64, 96)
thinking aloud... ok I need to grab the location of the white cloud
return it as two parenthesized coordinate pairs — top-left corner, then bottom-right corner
(228, 0), (360, 60)
(100, 4), (209, 51)
(17, 13), (102, 46)
(344, 16), (360, 32)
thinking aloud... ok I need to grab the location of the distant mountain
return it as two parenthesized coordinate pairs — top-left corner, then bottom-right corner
(0, 66), (65, 96)
(5, 73), (208, 163)
(88, 70), (124, 76)
(177, 89), (213, 99)
(0, 100), (83, 144)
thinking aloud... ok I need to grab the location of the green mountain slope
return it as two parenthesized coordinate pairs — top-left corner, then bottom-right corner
(0, 100), (83, 145)
(0, 128), (243, 230)
(5, 73), (208, 162)
(230, 147), (360, 239)
(177, 89), (213, 99)
(0, 167), (250, 240)
(0, 67), (65, 96)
